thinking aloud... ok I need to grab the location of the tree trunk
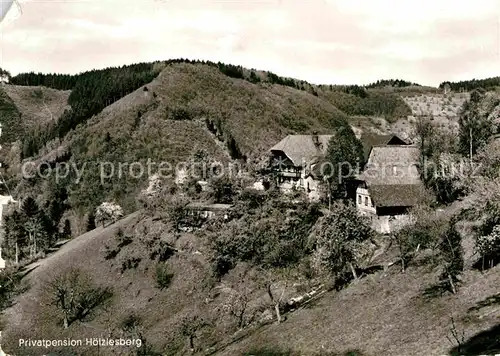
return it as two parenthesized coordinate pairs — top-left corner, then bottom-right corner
(448, 273), (456, 294)
(188, 335), (194, 351)
(401, 257), (405, 273)
(349, 262), (358, 280)
(29, 232), (33, 258)
(63, 315), (69, 329)
(15, 242), (18, 264)
(274, 303), (282, 324)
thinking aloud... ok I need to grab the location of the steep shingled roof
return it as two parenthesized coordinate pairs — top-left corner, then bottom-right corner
(270, 134), (333, 167)
(358, 145), (421, 185)
(357, 145), (424, 208)
(360, 133), (408, 162)
(368, 184), (425, 207)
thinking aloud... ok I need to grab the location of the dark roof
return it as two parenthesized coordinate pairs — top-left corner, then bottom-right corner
(357, 145), (421, 185)
(270, 135), (333, 166)
(369, 184), (425, 207)
(360, 133), (408, 161)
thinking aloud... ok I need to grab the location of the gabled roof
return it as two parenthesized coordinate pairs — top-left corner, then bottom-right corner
(270, 134), (333, 167)
(368, 184), (425, 207)
(360, 133), (408, 162)
(357, 145), (421, 185)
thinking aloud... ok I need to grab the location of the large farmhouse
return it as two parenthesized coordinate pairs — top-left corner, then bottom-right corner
(267, 132), (412, 202)
(356, 143), (424, 234)
(269, 133), (333, 200)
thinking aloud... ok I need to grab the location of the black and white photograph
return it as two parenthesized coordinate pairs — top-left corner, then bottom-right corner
(0, 0), (498, 355)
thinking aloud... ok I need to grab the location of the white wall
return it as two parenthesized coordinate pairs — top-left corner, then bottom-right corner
(371, 214), (412, 234)
(356, 187), (376, 215)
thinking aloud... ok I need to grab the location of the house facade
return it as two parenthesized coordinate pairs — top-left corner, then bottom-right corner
(269, 134), (333, 200)
(355, 144), (424, 234)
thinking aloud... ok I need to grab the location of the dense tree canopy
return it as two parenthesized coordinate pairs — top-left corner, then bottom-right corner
(324, 125), (364, 198)
(439, 77), (500, 92)
(458, 90), (495, 157)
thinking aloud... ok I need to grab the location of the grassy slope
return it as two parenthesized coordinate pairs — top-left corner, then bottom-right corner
(216, 265), (500, 356)
(1, 212), (215, 356)
(3, 211), (500, 356)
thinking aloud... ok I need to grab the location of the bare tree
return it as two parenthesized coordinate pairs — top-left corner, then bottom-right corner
(43, 268), (112, 329)
(255, 269), (289, 324)
(218, 280), (257, 329)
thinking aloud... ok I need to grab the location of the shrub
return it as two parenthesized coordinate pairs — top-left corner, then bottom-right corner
(115, 228), (133, 248)
(155, 263), (174, 290)
(475, 225), (500, 270)
(95, 202), (123, 227)
(207, 175), (238, 204)
(311, 201), (372, 279)
(0, 268), (26, 310)
(166, 106), (192, 121)
(121, 257), (141, 272)
(437, 221), (464, 294)
(393, 205), (445, 271)
(206, 199), (321, 277)
(149, 241), (176, 262)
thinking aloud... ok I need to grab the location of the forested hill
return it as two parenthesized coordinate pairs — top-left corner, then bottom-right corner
(12, 59), (418, 160)
(439, 76), (500, 92)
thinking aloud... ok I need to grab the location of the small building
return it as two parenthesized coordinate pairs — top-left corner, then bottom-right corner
(356, 145), (424, 234)
(185, 202), (233, 221)
(269, 133), (333, 200)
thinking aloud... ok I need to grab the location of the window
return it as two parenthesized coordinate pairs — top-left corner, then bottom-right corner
(364, 197), (368, 206)
(358, 195), (362, 204)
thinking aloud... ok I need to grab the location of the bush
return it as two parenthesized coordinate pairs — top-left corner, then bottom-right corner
(437, 221), (464, 294)
(207, 199), (322, 277)
(166, 106), (192, 121)
(121, 257), (141, 272)
(0, 268), (26, 310)
(475, 225), (500, 270)
(207, 175), (238, 204)
(393, 205), (446, 271)
(115, 228), (133, 248)
(95, 202), (123, 227)
(149, 241), (176, 262)
(311, 201), (372, 279)
(155, 263), (174, 290)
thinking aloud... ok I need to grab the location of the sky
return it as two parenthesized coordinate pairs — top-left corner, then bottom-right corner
(0, 0), (499, 86)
